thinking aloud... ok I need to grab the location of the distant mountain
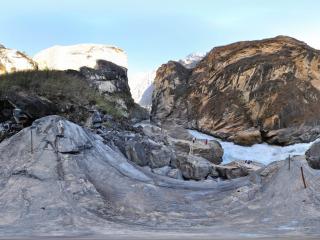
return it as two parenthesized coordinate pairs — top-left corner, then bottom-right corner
(128, 71), (156, 108)
(34, 44), (127, 70)
(178, 52), (206, 69)
(129, 53), (205, 108)
(0, 44), (37, 74)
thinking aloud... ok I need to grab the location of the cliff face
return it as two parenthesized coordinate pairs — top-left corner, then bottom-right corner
(151, 36), (320, 145)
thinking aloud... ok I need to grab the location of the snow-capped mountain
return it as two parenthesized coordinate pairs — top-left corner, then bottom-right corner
(129, 52), (205, 108)
(128, 71), (156, 108)
(178, 52), (206, 69)
(34, 44), (127, 70)
(0, 44), (37, 74)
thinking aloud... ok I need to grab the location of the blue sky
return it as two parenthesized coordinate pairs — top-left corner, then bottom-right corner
(1, 0), (319, 73)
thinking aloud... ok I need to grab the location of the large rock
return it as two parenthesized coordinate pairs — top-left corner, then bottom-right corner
(125, 139), (149, 166)
(80, 60), (130, 95)
(305, 141), (320, 169)
(151, 36), (320, 145)
(264, 126), (320, 146)
(232, 129), (262, 146)
(148, 144), (174, 168)
(170, 138), (223, 164)
(173, 154), (213, 180)
(213, 161), (264, 180)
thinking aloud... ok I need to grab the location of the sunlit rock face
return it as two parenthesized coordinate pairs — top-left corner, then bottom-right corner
(128, 53), (204, 108)
(152, 36), (320, 145)
(34, 44), (127, 70)
(0, 44), (37, 74)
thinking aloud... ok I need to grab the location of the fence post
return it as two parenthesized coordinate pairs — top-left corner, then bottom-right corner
(30, 127), (33, 154)
(288, 155), (291, 171)
(300, 166), (307, 189)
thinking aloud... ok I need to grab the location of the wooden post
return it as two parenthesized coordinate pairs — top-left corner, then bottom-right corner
(300, 166), (307, 189)
(288, 155), (291, 171)
(30, 128), (33, 154)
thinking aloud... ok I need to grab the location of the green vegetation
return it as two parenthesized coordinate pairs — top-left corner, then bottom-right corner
(0, 70), (124, 119)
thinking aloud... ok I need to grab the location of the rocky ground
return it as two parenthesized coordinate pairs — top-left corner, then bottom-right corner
(0, 115), (320, 239)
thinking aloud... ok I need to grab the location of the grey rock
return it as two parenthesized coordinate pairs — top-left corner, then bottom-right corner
(1, 115), (320, 236)
(174, 154), (213, 180)
(167, 168), (183, 180)
(213, 161), (262, 180)
(148, 145), (174, 168)
(171, 138), (223, 164)
(306, 141), (320, 169)
(152, 166), (172, 176)
(125, 140), (148, 166)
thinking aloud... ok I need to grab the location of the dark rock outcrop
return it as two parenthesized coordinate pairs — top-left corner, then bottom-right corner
(151, 36), (320, 145)
(306, 141), (320, 169)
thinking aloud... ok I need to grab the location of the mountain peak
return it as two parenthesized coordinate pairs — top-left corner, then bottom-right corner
(34, 43), (127, 71)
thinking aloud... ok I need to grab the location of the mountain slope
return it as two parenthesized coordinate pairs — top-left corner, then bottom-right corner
(151, 36), (320, 145)
(34, 44), (127, 70)
(0, 44), (37, 74)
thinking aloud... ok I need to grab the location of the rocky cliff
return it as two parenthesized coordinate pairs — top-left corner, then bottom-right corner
(151, 36), (320, 145)
(0, 44), (37, 74)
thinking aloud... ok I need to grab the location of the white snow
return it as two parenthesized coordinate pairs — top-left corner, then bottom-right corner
(188, 129), (318, 165)
(178, 52), (206, 69)
(34, 44), (127, 71)
(128, 70), (156, 106)
(0, 47), (36, 74)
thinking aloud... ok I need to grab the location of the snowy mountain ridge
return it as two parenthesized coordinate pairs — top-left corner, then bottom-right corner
(0, 44), (37, 74)
(178, 52), (206, 69)
(34, 43), (128, 70)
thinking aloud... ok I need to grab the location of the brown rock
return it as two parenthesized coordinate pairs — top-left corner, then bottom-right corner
(232, 129), (262, 146)
(151, 36), (320, 145)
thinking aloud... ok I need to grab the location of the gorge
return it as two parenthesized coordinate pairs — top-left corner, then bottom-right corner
(0, 36), (320, 239)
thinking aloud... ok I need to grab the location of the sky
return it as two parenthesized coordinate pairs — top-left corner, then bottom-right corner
(0, 0), (320, 74)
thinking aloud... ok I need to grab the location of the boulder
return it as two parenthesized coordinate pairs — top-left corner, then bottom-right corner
(171, 138), (223, 164)
(264, 126), (320, 146)
(214, 161), (264, 179)
(148, 144), (174, 168)
(173, 154), (212, 180)
(232, 129), (262, 146)
(167, 168), (183, 180)
(152, 166), (172, 176)
(125, 140), (148, 166)
(306, 141), (320, 169)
